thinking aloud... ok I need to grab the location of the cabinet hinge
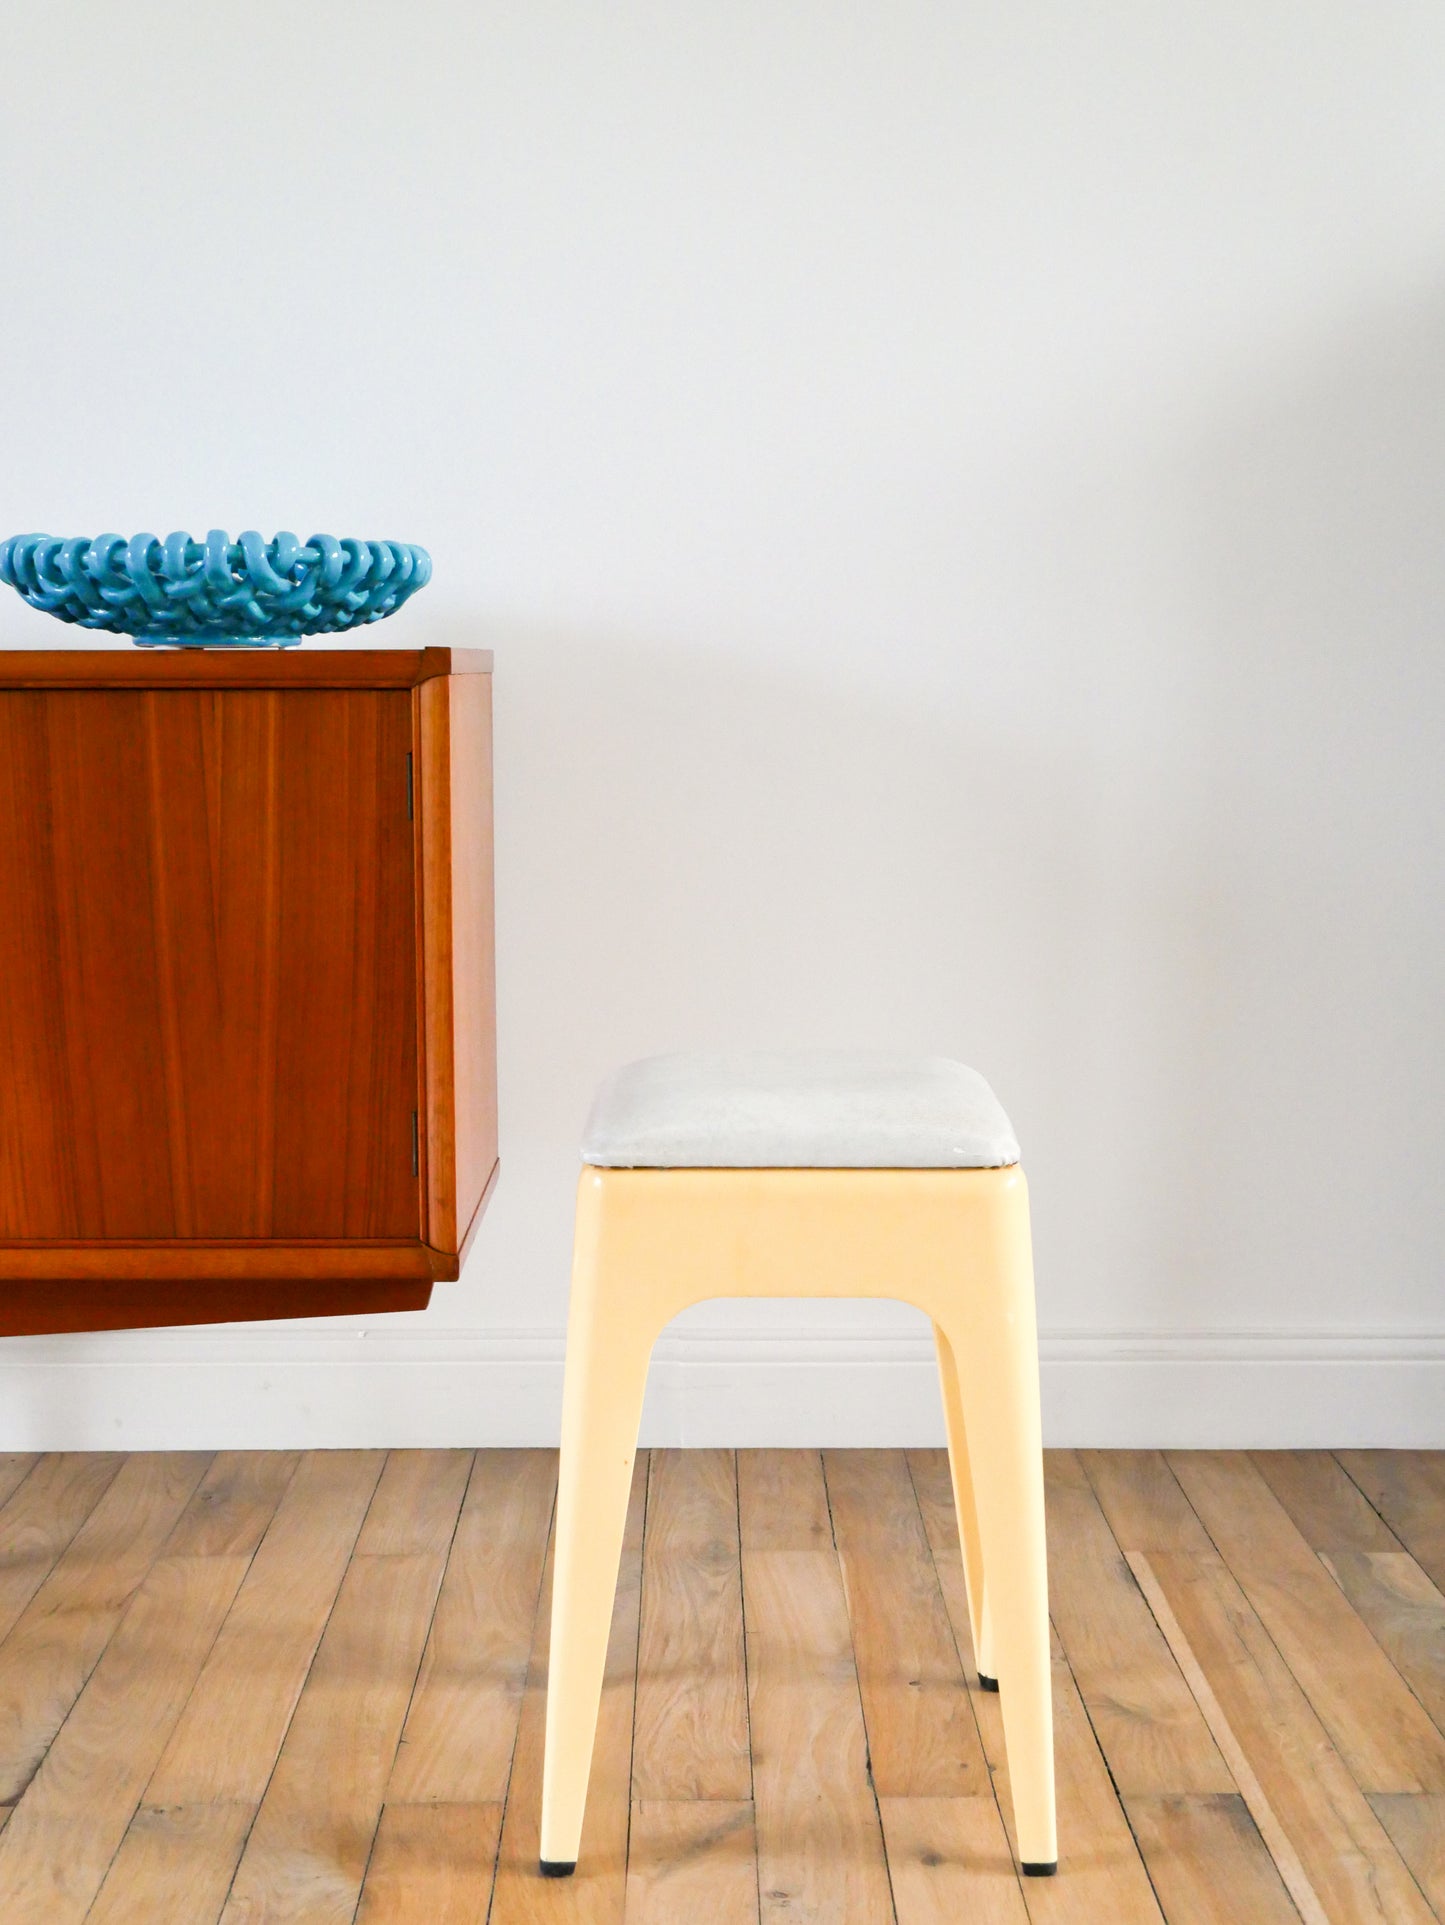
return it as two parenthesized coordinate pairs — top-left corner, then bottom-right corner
(411, 1110), (420, 1178)
(406, 751), (414, 820)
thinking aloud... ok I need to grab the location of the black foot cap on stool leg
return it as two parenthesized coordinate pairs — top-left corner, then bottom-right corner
(539, 1861), (576, 1878)
(978, 1673), (999, 1692)
(1022, 1862), (1058, 1878)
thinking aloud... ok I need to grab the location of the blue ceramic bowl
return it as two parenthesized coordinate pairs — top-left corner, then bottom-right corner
(0, 530), (431, 647)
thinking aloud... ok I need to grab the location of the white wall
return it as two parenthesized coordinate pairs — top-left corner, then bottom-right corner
(2, 1), (1442, 1446)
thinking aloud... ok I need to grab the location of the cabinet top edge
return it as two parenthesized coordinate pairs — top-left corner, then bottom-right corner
(0, 645), (492, 689)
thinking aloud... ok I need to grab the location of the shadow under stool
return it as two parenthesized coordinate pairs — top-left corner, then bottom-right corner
(538, 1050), (1058, 1878)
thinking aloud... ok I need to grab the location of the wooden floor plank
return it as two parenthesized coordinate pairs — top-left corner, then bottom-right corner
(489, 1457), (647, 1925)
(825, 1448), (987, 1798)
(1337, 1454), (1445, 1597)
(1, 1446), (1439, 1918)
(0, 1457), (38, 1514)
(351, 1449), (474, 1557)
(1135, 1546), (1436, 1924)
(1368, 1793), (1445, 1918)
(737, 1448), (833, 1552)
(388, 1449), (555, 1806)
(0, 1452), (123, 1644)
(354, 1803), (503, 1924)
(632, 1449), (750, 1802)
(1079, 1450), (1216, 1554)
(163, 1451), (302, 1558)
(1121, 1794), (1302, 1925)
(1252, 1450), (1404, 1554)
(217, 1450), (470, 1925)
(625, 1800), (759, 1925)
(0, 1552), (248, 1924)
(1320, 1551), (1445, 1741)
(0, 1452), (210, 1801)
(87, 1805), (255, 1925)
(1044, 1451), (1231, 1797)
(1168, 1450), (1445, 1792)
(879, 1796), (1028, 1924)
(738, 1450), (896, 1925)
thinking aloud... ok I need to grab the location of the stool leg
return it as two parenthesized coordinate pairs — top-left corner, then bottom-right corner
(539, 1178), (658, 1875)
(939, 1177), (1056, 1875)
(933, 1321), (995, 1687)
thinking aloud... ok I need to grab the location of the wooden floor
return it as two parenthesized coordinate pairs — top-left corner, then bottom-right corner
(0, 1449), (1440, 1922)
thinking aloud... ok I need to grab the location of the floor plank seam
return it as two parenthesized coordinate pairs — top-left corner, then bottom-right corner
(0, 1454), (221, 1867)
(347, 1449), (478, 1925)
(1126, 1551), (1329, 1925)
(620, 1450), (653, 1905)
(818, 1451), (909, 1925)
(730, 1449), (764, 1925)
(1311, 1546), (1445, 1755)
(1042, 1596), (1177, 1925)
(482, 1466), (559, 1925)
(1329, 1450), (1409, 1551)
(208, 1450), (389, 1925)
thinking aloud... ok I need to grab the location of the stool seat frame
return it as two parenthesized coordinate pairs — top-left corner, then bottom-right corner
(539, 1163), (1058, 1877)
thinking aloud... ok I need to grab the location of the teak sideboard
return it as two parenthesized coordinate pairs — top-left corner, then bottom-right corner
(0, 647), (496, 1335)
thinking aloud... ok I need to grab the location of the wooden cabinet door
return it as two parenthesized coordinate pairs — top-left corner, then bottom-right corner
(0, 687), (419, 1241)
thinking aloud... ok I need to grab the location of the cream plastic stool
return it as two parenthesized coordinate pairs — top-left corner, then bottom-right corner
(539, 1051), (1057, 1878)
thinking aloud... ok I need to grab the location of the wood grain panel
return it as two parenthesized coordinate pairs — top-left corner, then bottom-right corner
(270, 689), (419, 1238)
(446, 668), (498, 1255)
(0, 687), (418, 1246)
(633, 1449), (750, 1802)
(417, 666), (498, 1260)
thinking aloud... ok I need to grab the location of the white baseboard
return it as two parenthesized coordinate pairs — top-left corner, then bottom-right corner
(0, 1326), (1440, 1450)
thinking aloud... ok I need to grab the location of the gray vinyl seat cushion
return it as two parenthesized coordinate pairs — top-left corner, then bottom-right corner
(581, 1051), (1020, 1170)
